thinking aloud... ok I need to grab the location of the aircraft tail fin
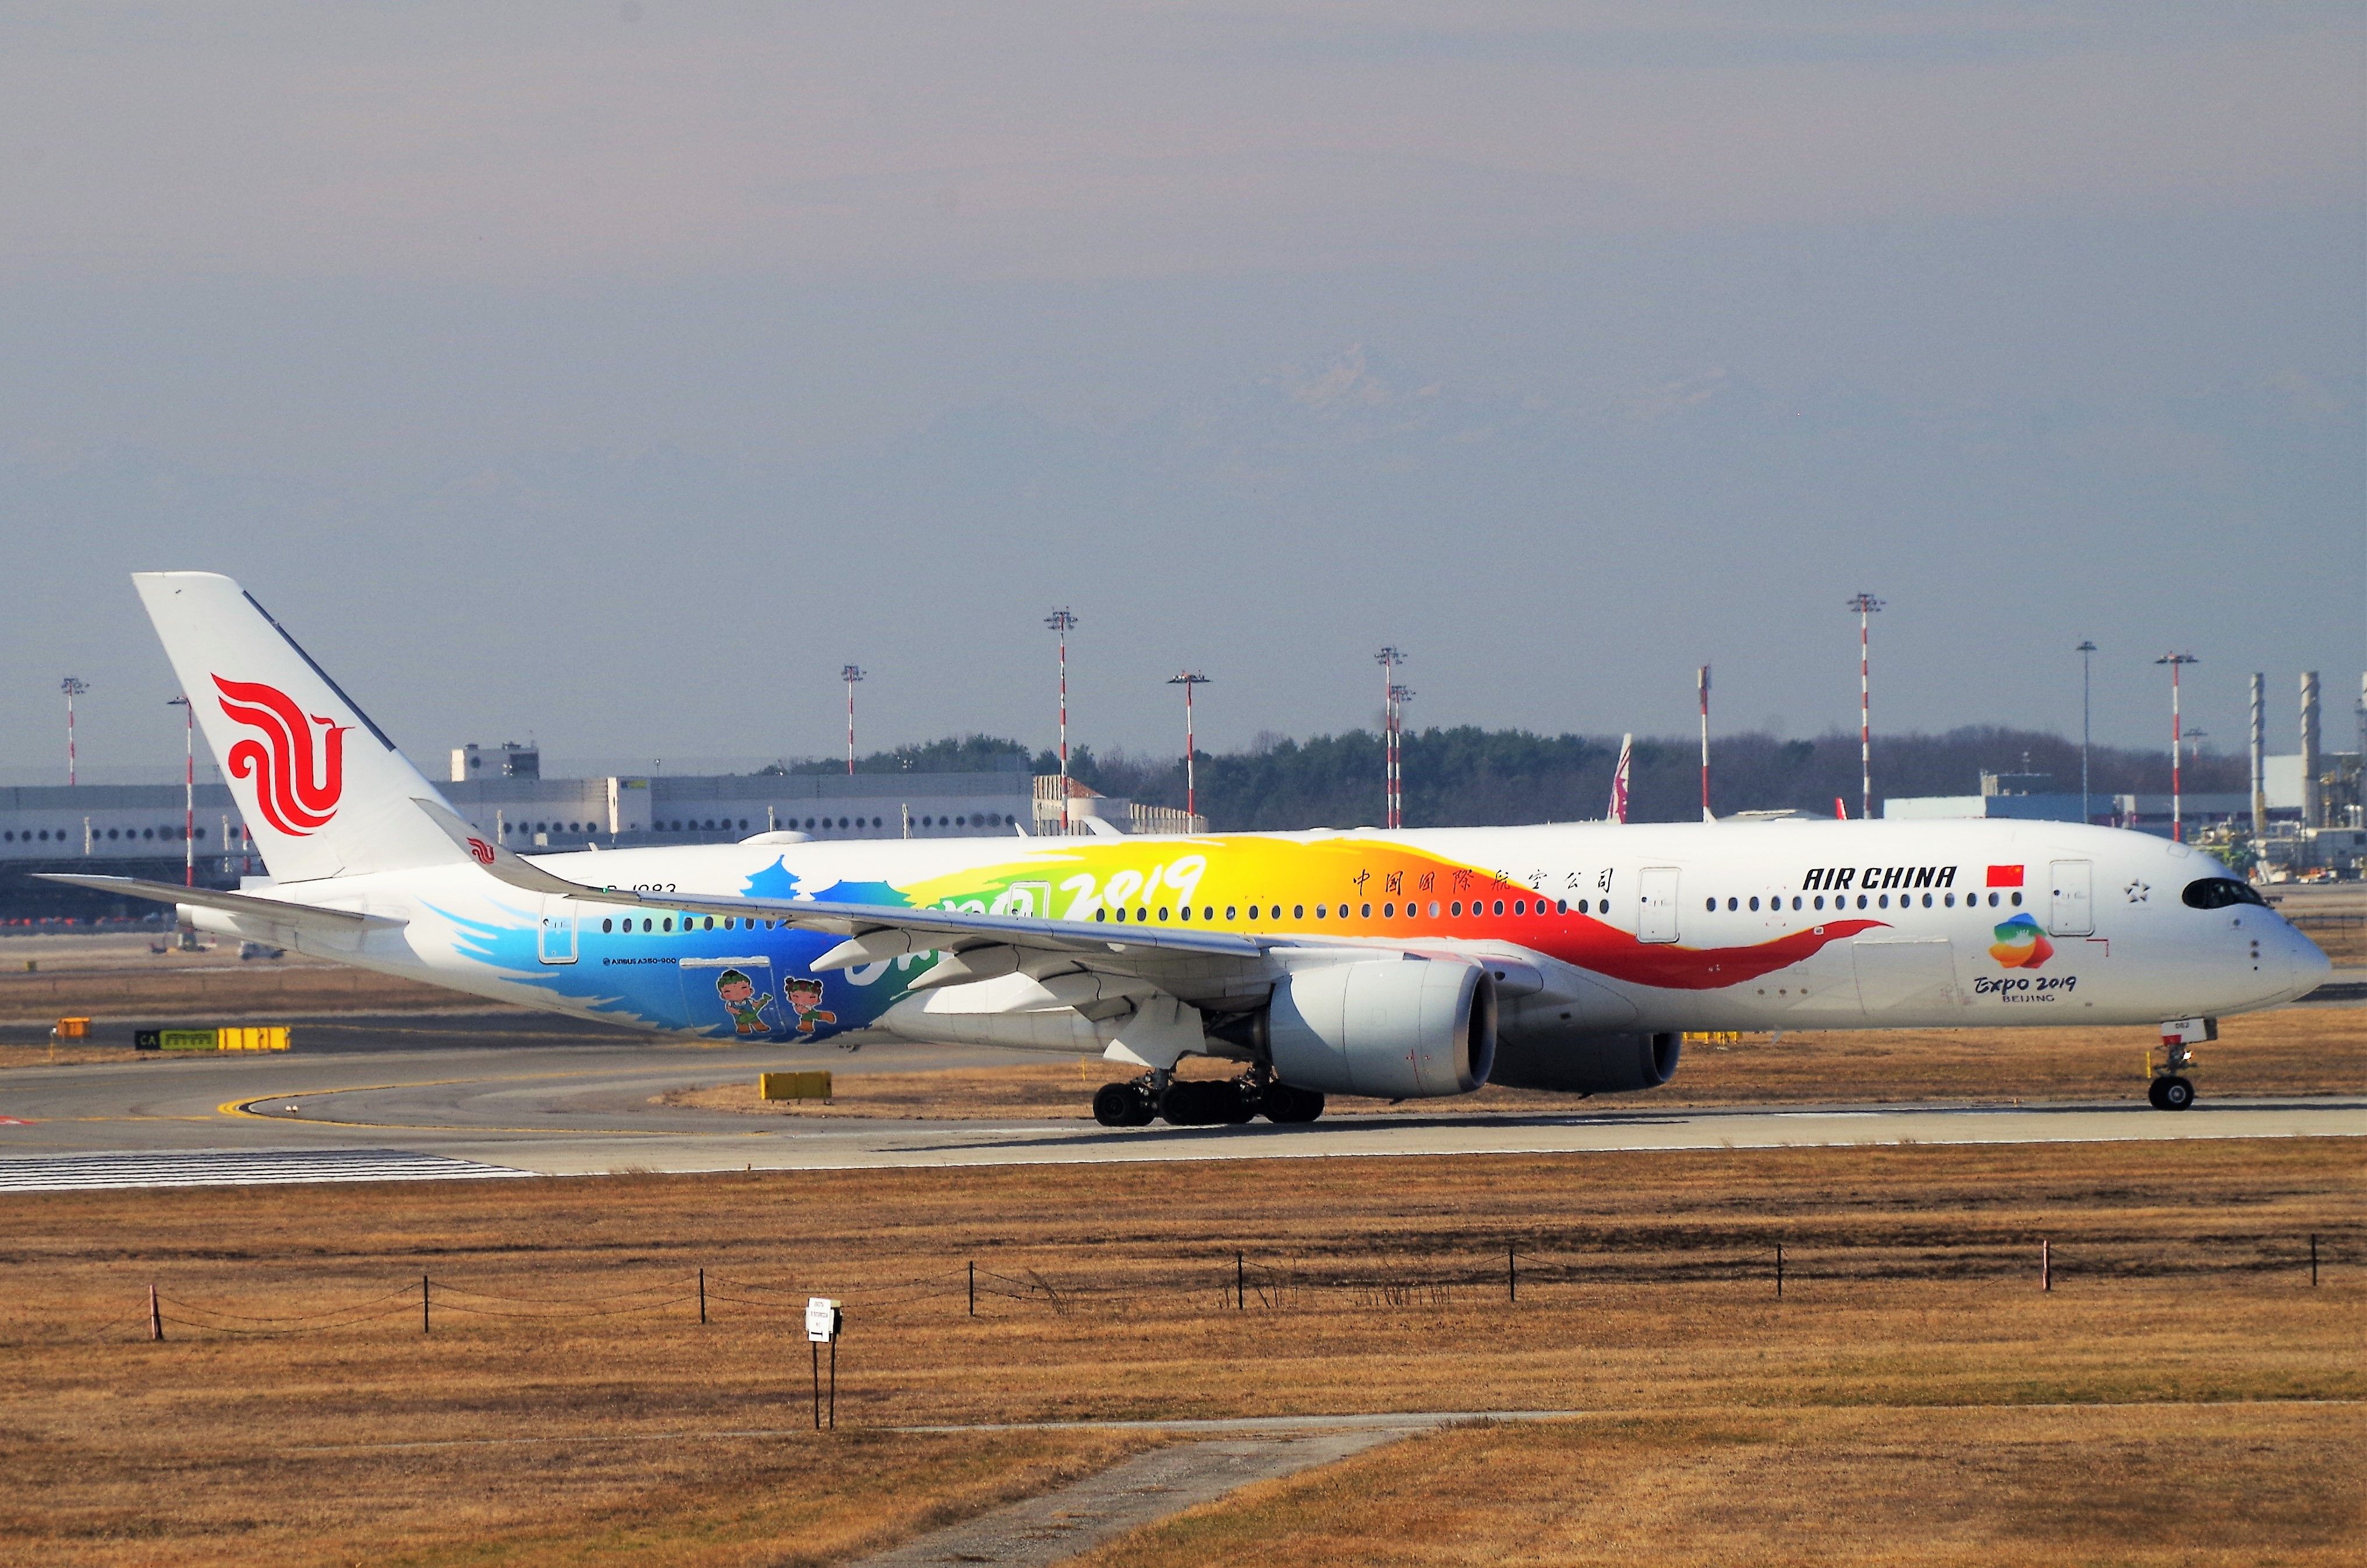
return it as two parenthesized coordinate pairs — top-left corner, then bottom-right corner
(1607, 734), (1632, 824)
(131, 572), (468, 883)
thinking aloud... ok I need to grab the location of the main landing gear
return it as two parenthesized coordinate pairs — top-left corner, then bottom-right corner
(2146, 1075), (2195, 1112)
(1091, 1070), (1325, 1128)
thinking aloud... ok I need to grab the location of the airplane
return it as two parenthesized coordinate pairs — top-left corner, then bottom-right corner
(50, 573), (2329, 1125)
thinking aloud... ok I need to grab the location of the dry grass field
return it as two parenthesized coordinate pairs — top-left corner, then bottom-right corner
(665, 1002), (2367, 1120)
(3, 1137), (2361, 1565)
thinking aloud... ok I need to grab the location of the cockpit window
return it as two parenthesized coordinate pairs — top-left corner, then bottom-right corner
(2181, 877), (2267, 911)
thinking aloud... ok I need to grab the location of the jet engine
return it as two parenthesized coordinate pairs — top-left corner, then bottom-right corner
(1249, 958), (1496, 1099)
(1487, 1029), (1682, 1096)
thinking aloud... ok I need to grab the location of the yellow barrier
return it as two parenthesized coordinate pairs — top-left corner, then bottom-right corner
(55, 1017), (90, 1039)
(136, 1026), (292, 1052)
(759, 1071), (832, 1103)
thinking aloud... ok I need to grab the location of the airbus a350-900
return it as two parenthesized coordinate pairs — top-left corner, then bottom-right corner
(53, 574), (2329, 1125)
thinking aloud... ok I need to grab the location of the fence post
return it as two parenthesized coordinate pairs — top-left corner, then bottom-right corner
(1237, 1251), (1245, 1311)
(968, 1261), (975, 1317)
(1508, 1247), (1517, 1304)
(2040, 1240), (2050, 1293)
(2311, 1234), (2319, 1287)
(423, 1273), (431, 1333)
(698, 1268), (707, 1325)
(1775, 1244), (1784, 1300)
(149, 1283), (162, 1342)
(811, 1342), (822, 1431)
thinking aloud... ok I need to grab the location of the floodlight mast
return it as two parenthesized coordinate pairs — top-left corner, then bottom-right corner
(840, 666), (865, 776)
(61, 677), (89, 785)
(1697, 664), (1712, 822)
(1046, 609), (1079, 833)
(1388, 683), (1414, 827)
(2076, 640), (2097, 825)
(167, 695), (194, 887)
(1375, 646), (1406, 829)
(1845, 595), (1884, 820)
(2156, 652), (2199, 842)
(1168, 671), (1210, 824)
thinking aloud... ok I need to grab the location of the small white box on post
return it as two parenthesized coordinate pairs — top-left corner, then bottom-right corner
(806, 1297), (843, 1429)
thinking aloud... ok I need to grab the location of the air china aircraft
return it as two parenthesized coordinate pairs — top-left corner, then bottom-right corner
(55, 574), (2329, 1125)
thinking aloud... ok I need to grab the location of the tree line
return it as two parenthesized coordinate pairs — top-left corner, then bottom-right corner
(792, 726), (2244, 831)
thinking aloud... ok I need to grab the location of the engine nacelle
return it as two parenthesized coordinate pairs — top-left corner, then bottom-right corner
(1487, 1029), (1682, 1096)
(1262, 959), (1496, 1099)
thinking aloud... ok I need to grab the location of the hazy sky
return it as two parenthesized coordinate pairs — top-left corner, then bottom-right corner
(3, 2), (2360, 781)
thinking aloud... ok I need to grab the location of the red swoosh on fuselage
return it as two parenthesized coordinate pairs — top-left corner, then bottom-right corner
(1552, 917), (1887, 990)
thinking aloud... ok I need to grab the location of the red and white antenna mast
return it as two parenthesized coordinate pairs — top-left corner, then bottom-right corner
(2156, 652), (2199, 842)
(1697, 664), (1713, 822)
(1375, 646), (1406, 829)
(1845, 594), (1884, 821)
(840, 665), (865, 776)
(1045, 609), (1080, 832)
(61, 677), (89, 785)
(1167, 671), (1210, 825)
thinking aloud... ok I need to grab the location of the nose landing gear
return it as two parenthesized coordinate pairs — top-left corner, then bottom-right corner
(2146, 1017), (2213, 1111)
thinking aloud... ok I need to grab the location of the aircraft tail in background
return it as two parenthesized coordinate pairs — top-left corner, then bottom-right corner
(1608, 734), (1632, 823)
(130, 572), (465, 884)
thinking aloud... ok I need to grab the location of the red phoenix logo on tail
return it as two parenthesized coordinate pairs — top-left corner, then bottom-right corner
(213, 675), (348, 837)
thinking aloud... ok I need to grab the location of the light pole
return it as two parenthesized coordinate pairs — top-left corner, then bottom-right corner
(1697, 664), (1713, 822)
(1168, 671), (1210, 826)
(1375, 646), (1406, 829)
(61, 677), (89, 785)
(167, 695), (195, 887)
(840, 666), (865, 776)
(1388, 683), (1414, 827)
(2156, 652), (2199, 841)
(1046, 609), (1079, 833)
(1845, 595), (1883, 820)
(2075, 640), (2097, 824)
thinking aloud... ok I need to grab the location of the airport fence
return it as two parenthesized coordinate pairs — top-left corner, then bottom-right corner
(107, 1229), (2351, 1342)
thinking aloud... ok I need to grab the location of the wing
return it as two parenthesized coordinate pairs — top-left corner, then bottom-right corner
(413, 797), (1283, 1010)
(36, 874), (405, 932)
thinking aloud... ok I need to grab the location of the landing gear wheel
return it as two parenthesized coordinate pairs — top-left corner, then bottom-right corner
(1219, 1080), (1257, 1125)
(1092, 1083), (1137, 1127)
(2146, 1077), (2168, 1110)
(2157, 1075), (2195, 1111)
(1261, 1084), (1325, 1124)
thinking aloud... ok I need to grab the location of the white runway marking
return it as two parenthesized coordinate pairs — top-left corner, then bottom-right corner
(0, 1147), (532, 1192)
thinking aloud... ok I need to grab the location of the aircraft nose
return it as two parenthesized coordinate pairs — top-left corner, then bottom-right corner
(2285, 921), (2334, 1000)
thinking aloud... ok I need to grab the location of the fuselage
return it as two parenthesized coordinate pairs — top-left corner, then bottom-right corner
(208, 817), (2327, 1056)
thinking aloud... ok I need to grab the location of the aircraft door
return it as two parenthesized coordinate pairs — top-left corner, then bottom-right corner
(680, 954), (784, 1039)
(536, 900), (578, 965)
(1637, 866), (1680, 944)
(2047, 860), (2093, 937)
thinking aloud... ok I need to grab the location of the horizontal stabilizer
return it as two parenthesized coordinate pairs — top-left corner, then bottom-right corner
(36, 874), (403, 929)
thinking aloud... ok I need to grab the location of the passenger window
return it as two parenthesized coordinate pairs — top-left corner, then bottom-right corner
(1096, 909), (1109, 922)
(1430, 901), (1442, 916)
(1878, 894), (1888, 909)
(1749, 897), (1759, 912)
(1492, 900), (1505, 915)
(2010, 891), (2022, 907)
(601, 918), (613, 933)
(1314, 905), (1326, 919)
(1179, 906), (1190, 921)
(1361, 902), (1372, 918)
(1293, 905), (1305, 919)
(1706, 898), (1717, 912)
(663, 918), (673, 932)
(1226, 906), (1237, 919)
(1450, 901), (1463, 916)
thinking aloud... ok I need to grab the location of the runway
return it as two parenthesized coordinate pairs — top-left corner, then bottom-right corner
(2, 1021), (2359, 1188)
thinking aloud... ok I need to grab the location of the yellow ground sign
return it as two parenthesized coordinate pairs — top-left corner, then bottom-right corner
(759, 1071), (832, 1102)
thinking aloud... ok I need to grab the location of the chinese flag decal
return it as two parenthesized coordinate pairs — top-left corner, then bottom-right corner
(1986, 864), (2025, 888)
